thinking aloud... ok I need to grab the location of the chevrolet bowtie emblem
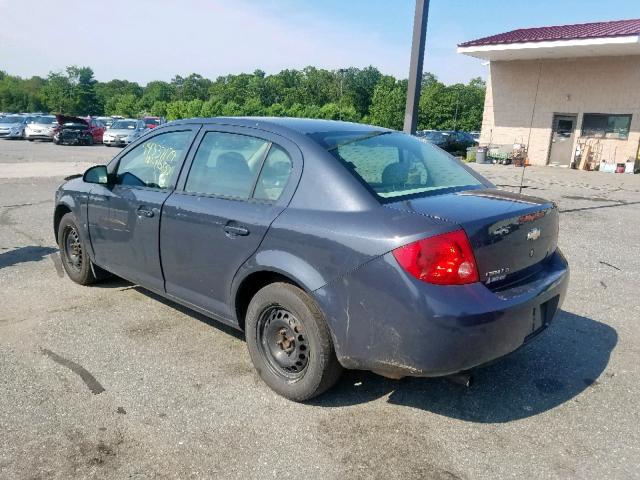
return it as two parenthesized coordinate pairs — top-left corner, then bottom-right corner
(527, 227), (541, 241)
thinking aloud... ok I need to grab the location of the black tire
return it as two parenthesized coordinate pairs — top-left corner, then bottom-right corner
(86, 136), (94, 146)
(57, 213), (97, 285)
(245, 282), (343, 401)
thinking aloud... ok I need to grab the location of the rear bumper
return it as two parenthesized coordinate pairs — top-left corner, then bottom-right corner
(314, 249), (569, 377)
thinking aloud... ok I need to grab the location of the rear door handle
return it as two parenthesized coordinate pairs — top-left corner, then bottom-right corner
(223, 224), (249, 237)
(136, 206), (154, 218)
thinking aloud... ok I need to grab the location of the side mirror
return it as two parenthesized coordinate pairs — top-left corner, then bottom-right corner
(83, 165), (109, 185)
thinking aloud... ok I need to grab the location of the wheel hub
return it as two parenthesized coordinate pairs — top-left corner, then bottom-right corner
(64, 226), (83, 271)
(258, 307), (309, 378)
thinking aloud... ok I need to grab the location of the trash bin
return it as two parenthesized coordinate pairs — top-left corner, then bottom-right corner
(476, 147), (487, 164)
(466, 146), (476, 162)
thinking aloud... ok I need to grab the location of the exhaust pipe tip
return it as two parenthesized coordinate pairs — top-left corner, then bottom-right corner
(445, 371), (473, 388)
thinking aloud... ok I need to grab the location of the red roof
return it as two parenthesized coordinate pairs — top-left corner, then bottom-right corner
(459, 18), (640, 48)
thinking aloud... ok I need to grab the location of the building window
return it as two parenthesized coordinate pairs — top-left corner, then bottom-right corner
(581, 114), (632, 140)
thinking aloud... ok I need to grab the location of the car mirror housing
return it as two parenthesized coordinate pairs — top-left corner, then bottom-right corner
(83, 165), (109, 185)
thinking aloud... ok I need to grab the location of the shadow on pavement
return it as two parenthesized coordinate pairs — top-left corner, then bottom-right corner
(311, 311), (617, 422)
(0, 246), (58, 269)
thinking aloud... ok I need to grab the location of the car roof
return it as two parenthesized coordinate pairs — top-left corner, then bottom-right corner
(165, 117), (390, 139)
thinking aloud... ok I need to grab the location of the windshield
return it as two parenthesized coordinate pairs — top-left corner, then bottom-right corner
(111, 120), (137, 129)
(144, 118), (160, 125)
(422, 131), (449, 142)
(0, 116), (24, 124)
(320, 131), (483, 201)
(29, 116), (57, 125)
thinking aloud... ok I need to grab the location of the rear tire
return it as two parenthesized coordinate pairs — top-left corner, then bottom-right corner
(245, 282), (343, 401)
(58, 213), (97, 285)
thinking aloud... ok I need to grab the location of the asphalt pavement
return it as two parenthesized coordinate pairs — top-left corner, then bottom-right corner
(1, 140), (639, 479)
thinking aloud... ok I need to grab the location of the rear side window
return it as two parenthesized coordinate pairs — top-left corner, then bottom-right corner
(115, 130), (192, 189)
(254, 146), (292, 201)
(322, 131), (482, 201)
(185, 132), (270, 199)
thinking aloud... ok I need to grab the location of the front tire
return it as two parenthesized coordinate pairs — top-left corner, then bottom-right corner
(245, 282), (343, 401)
(58, 213), (97, 285)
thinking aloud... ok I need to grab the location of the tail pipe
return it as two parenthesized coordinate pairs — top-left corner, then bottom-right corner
(445, 371), (473, 387)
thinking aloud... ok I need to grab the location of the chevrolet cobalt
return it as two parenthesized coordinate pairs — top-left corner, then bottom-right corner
(54, 118), (569, 401)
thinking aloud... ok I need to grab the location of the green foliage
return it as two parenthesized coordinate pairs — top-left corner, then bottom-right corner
(0, 66), (485, 132)
(368, 77), (407, 131)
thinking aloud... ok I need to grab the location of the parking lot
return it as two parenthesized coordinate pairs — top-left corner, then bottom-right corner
(1, 139), (639, 479)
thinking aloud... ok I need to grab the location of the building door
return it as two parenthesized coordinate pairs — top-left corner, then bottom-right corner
(548, 115), (577, 166)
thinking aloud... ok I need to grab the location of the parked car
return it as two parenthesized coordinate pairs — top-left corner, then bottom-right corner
(53, 115), (105, 145)
(103, 119), (147, 147)
(96, 116), (116, 128)
(54, 118), (568, 401)
(86, 117), (106, 143)
(0, 114), (28, 139)
(25, 115), (58, 141)
(53, 115), (95, 146)
(416, 130), (478, 156)
(142, 116), (164, 129)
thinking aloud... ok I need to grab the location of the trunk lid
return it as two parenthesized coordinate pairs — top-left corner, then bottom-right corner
(387, 188), (559, 286)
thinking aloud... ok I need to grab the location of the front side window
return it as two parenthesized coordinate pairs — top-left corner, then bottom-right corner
(581, 114), (632, 140)
(185, 131), (270, 199)
(317, 131), (483, 201)
(115, 130), (192, 189)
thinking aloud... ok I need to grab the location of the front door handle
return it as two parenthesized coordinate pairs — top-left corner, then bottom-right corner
(136, 206), (154, 218)
(223, 224), (249, 237)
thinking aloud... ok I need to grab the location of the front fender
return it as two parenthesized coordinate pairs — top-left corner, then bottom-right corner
(54, 189), (92, 257)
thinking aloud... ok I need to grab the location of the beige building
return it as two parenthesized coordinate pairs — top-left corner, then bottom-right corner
(458, 19), (640, 170)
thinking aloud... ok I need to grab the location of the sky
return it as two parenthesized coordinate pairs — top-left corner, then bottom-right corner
(0, 0), (639, 85)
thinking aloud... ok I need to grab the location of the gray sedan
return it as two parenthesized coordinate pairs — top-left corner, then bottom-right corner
(53, 117), (569, 401)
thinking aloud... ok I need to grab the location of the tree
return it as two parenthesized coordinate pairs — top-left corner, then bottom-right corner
(139, 81), (174, 110)
(40, 72), (74, 114)
(0, 65), (485, 130)
(110, 93), (139, 117)
(368, 77), (407, 130)
(66, 66), (101, 115)
(95, 79), (143, 110)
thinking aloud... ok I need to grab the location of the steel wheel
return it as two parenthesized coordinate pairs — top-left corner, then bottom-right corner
(257, 306), (309, 380)
(63, 225), (83, 273)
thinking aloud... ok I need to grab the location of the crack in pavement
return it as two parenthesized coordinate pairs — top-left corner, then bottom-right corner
(41, 348), (106, 395)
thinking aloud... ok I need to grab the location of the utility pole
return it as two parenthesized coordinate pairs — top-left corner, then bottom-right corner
(338, 68), (346, 121)
(403, 0), (430, 135)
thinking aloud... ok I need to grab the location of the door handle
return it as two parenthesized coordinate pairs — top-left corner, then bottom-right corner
(136, 206), (154, 218)
(223, 224), (250, 237)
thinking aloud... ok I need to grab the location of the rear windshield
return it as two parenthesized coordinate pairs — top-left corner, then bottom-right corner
(316, 131), (483, 201)
(144, 118), (160, 125)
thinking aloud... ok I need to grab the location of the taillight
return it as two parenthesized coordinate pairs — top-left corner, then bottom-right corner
(392, 229), (479, 285)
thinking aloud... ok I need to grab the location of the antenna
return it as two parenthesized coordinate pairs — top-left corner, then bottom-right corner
(520, 60), (543, 194)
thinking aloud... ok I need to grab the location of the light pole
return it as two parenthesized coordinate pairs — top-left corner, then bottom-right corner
(403, 0), (430, 135)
